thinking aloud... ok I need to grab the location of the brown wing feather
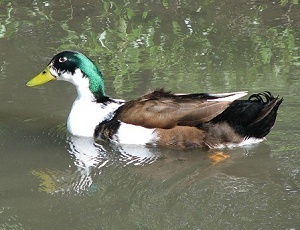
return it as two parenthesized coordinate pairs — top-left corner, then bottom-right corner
(117, 90), (232, 129)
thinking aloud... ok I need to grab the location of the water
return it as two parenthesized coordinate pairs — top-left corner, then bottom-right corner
(0, 0), (300, 229)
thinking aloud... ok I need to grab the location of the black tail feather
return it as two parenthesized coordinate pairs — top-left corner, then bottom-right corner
(245, 96), (283, 138)
(211, 91), (283, 139)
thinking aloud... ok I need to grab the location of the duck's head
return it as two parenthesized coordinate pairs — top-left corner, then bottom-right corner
(26, 51), (106, 100)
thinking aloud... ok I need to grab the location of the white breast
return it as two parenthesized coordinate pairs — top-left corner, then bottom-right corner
(67, 98), (122, 137)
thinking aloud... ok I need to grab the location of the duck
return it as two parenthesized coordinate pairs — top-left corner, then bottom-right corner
(26, 50), (283, 149)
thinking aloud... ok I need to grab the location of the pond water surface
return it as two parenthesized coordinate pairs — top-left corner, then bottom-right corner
(0, 0), (300, 229)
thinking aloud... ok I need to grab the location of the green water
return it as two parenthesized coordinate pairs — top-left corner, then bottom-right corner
(0, 0), (299, 229)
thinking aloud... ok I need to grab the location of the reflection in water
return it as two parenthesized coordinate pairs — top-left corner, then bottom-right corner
(68, 135), (160, 166)
(33, 134), (161, 193)
(111, 143), (160, 166)
(30, 120), (269, 195)
(68, 136), (108, 169)
(32, 128), (241, 194)
(67, 136), (108, 192)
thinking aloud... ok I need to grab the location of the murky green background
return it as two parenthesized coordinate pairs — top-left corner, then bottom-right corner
(0, 0), (299, 229)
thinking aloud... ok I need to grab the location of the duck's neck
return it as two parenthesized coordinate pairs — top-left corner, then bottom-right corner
(66, 77), (109, 137)
(68, 69), (105, 102)
(75, 83), (97, 102)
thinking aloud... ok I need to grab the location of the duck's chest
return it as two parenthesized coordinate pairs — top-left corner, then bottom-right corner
(67, 99), (121, 137)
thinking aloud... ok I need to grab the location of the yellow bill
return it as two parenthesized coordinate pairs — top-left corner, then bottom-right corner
(26, 66), (56, 87)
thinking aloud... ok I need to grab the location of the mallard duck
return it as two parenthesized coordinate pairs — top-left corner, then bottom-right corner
(26, 51), (283, 148)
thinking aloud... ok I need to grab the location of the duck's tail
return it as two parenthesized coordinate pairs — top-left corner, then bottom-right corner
(210, 91), (283, 139)
(244, 92), (283, 138)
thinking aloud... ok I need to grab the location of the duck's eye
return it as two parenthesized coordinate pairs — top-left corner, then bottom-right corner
(59, 57), (67, 63)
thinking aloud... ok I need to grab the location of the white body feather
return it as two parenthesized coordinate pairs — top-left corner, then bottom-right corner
(113, 122), (158, 145)
(214, 137), (264, 149)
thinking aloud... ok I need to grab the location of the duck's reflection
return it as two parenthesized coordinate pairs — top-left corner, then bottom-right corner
(33, 134), (162, 194)
(68, 135), (160, 167)
(33, 133), (259, 194)
(69, 136), (162, 192)
(66, 136), (106, 192)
